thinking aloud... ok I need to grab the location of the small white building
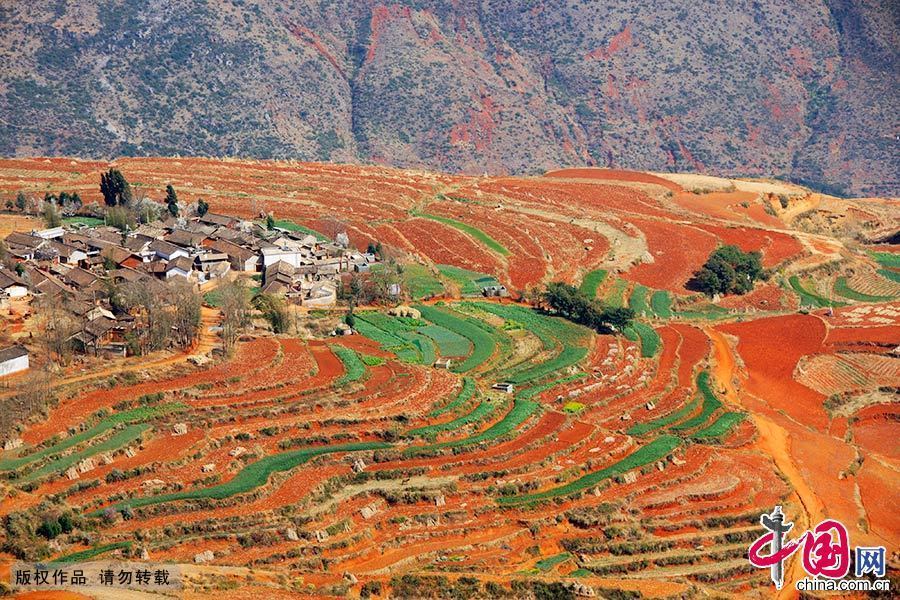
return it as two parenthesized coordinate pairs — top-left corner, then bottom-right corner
(0, 346), (29, 377)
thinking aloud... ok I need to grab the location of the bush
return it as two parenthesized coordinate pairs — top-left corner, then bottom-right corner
(542, 282), (634, 333)
(691, 245), (765, 297)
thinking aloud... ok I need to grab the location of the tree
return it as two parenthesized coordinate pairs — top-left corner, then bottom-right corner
(100, 169), (132, 207)
(34, 293), (77, 365)
(165, 184), (179, 217)
(253, 293), (292, 333)
(542, 281), (634, 333)
(265, 214), (276, 230)
(118, 280), (173, 355)
(105, 206), (134, 231)
(219, 279), (251, 351)
(197, 199), (209, 217)
(15, 191), (26, 211)
(692, 245), (765, 297)
(169, 279), (201, 348)
(41, 201), (62, 228)
(344, 309), (355, 329)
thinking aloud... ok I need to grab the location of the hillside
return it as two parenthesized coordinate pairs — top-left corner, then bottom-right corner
(1, 1), (898, 196)
(0, 158), (898, 596)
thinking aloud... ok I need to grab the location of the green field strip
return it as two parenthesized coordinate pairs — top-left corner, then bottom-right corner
(63, 216), (105, 227)
(868, 251), (900, 269)
(504, 346), (589, 385)
(788, 276), (847, 308)
(417, 323), (471, 358)
(833, 277), (896, 302)
(877, 269), (900, 283)
(604, 279), (629, 308)
(670, 372), (722, 431)
(580, 269), (608, 298)
(535, 552), (572, 571)
(0, 403), (186, 472)
(428, 377), (477, 418)
(628, 396), (700, 436)
(515, 373), (588, 401)
(690, 412), (745, 440)
(23, 424), (150, 483)
(331, 345), (367, 386)
(353, 313), (424, 363)
(436, 265), (500, 296)
(498, 435), (681, 505)
(628, 284), (650, 316)
(268, 219), (329, 241)
(406, 400), (496, 437)
(56, 542), (132, 563)
(414, 212), (509, 256)
(406, 399), (539, 455)
(89, 441), (391, 515)
(650, 290), (673, 318)
(403, 263), (445, 299)
(624, 322), (661, 358)
(416, 304), (496, 372)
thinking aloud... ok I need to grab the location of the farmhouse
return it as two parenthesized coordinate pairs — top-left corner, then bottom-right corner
(0, 345), (29, 377)
(0, 269), (29, 298)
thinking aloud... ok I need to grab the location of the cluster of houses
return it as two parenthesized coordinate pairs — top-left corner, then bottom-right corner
(0, 212), (378, 357)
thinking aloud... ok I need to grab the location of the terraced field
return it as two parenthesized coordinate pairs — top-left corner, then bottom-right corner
(0, 159), (896, 598)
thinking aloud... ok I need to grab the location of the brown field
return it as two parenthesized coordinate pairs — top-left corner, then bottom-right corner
(0, 158), (896, 598)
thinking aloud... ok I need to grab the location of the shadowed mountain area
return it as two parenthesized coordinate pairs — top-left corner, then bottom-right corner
(1, 0), (897, 196)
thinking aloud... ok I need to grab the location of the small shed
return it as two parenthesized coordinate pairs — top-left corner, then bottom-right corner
(491, 382), (514, 394)
(433, 357), (453, 369)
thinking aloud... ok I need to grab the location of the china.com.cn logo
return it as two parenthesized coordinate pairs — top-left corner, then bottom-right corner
(748, 506), (890, 593)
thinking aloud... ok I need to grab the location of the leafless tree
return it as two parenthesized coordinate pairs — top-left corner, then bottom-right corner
(33, 293), (77, 366)
(169, 279), (202, 348)
(218, 278), (251, 351)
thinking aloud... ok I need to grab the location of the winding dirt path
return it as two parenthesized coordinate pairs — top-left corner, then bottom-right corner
(706, 328), (825, 598)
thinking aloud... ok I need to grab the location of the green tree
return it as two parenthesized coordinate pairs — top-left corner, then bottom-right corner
(253, 293), (292, 333)
(100, 168), (132, 207)
(15, 191), (26, 211)
(542, 281), (634, 333)
(165, 184), (177, 206)
(266, 214), (276, 230)
(692, 245), (765, 296)
(167, 200), (179, 217)
(197, 199), (209, 217)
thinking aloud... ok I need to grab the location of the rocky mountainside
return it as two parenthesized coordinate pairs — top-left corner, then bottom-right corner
(1, 0), (897, 196)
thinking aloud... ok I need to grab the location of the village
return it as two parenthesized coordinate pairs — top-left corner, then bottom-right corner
(0, 208), (380, 372)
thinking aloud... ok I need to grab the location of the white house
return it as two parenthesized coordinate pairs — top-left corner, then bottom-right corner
(0, 346), (29, 377)
(149, 239), (190, 262)
(0, 270), (29, 298)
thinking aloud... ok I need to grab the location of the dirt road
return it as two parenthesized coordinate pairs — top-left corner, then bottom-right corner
(706, 328), (825, 598)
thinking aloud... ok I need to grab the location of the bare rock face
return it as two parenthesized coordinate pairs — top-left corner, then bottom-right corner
(194, 550), (215, 564)
(0, 1), (896, 197)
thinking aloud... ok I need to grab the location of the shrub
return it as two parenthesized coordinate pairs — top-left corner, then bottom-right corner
(691, 245), (765, 296)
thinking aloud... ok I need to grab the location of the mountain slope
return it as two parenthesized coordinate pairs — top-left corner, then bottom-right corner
(1, 0), (897, 196)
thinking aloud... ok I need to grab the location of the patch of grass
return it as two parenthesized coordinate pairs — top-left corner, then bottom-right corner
(417, 324), (471, 358)
(63, 216), (104, 227)
(868, 251), (900, 269)
(789, 276), (847, 308)
(89, 441), (391, 515)
(403, 263), (445, 299)
(23, 424), (150, 483)
(563, 402), (585, 413)
(628, 284), (650, 316)
(354, 313), (426, 364)
(436, 265), (499, 296)
(203, 289), (223, 307)
(628, 397), (700, 436)
(428, 377), (476, 417)
(360, 354), (384, 366)
(877, 269), (900, 283)
(536, 552), (572, 571)
(56, 541), (132, 563)
(414, 212), (509, 256)
(406, 400), (496, 437)
(624, 322), (660, 358)
(604, 279), (628, 308)
(691, 412), (745, 440)
(580, 269), (607, 298)
(268, 219), (328, 241)
(407, 399), (539, 455)
(650, 290), (673, 318)
(498, 435), (681, 505)
(0, 403), (185, 472)
(416, 305), (496, 372)
(671, 372), (721, 431)
(331, 345), (367, 386)
(833, 277), (896, 302)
